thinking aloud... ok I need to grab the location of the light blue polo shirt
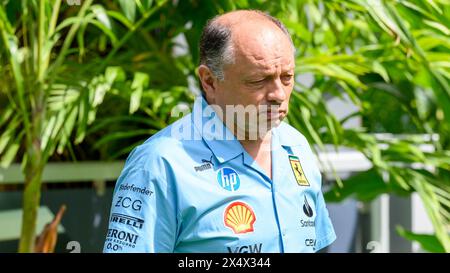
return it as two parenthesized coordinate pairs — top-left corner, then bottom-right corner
(103, 96), (336, 253)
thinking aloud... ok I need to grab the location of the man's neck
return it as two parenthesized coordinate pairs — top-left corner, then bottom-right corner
(239, 131), (273, 179)
(215, 106), (272, 156)
(215, 106), (273, 178)
(239, 131), (272, 157)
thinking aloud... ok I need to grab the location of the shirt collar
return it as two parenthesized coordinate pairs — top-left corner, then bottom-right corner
(273, 120), (305, 147)
(190, 96), (303, 163)
(191, 96), (244, 163)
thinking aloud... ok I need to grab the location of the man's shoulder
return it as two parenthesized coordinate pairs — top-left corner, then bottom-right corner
(277, 121), (309, 146)
(144, 114), (193, 147)
(124, 113), (199, 168)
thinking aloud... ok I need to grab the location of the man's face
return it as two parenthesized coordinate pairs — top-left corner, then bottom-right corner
(208, 21), (295, 138)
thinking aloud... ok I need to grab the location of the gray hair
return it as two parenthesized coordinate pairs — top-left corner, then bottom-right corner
(199, 10), (294, 82)
(199, 21), (234, 81)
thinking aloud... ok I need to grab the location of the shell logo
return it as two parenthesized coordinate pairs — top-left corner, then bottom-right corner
(224, 201), (256, 234)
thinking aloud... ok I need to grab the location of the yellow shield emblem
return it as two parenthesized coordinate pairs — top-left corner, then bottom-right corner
(289, 155), (310, 186)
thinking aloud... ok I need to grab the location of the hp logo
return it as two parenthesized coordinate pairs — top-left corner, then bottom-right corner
(217, 168), (240, 191)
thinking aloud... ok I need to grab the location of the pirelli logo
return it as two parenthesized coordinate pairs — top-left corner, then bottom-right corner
(110, 213), (144, 229)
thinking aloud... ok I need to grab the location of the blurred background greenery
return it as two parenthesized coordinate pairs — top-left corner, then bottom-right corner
(0, 0), (449, 253)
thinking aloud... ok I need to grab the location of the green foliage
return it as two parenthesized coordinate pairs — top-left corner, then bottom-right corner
(0, 0), (170, 252)
(268, 0), (450, 251)
(0, 0), (449, 252)
(397, 226), (446, 253)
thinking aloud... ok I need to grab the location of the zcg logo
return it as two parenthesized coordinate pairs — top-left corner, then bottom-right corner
(115, 196), (142, 211)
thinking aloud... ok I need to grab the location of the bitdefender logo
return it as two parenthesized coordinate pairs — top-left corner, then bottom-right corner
(110, 213), (144, 229)
(119, 183), (153, 197)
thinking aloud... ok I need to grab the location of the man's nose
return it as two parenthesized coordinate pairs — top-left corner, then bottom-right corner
(266, 78), (287, 103)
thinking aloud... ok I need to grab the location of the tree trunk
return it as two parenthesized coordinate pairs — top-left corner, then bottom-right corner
(18, 131), (44, 253)
(19, 86), (45, 253)
(18, 162), (43, 253)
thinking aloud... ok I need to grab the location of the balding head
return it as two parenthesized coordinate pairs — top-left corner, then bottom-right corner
(214, 10), (291, 34)
(197, 10), (295, 136)
(199, 10), (294, 81)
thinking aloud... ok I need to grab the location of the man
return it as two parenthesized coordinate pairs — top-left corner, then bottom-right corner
(103, 10), (336, 253)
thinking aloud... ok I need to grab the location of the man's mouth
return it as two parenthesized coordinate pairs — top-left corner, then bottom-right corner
(265, 111), (281, 120)
(261, 109), (286, 120)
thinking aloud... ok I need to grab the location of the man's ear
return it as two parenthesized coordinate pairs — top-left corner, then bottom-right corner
(198, 65), (218, 103)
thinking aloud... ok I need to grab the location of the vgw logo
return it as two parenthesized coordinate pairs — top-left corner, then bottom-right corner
(227, 243), (262, 253)
(217, 167), (240, 191)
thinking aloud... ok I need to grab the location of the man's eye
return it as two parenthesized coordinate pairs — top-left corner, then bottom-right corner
(281, 75), (293, 82)
(248, 79), (266, 85)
